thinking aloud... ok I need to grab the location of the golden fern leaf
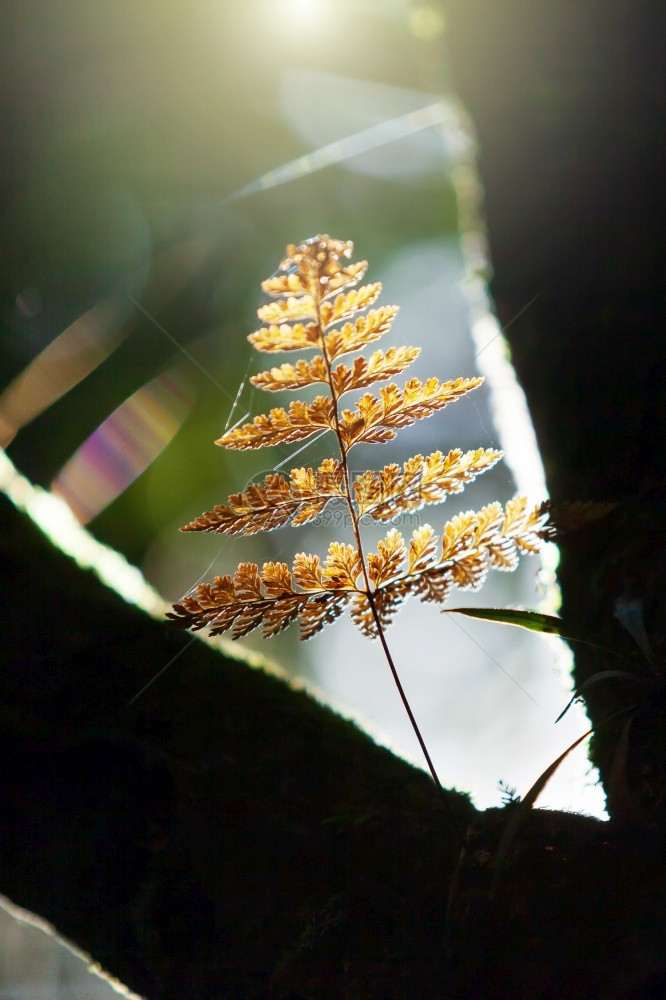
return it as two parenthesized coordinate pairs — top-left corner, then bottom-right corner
(330, 346), (421, 396)
(167, 556), (354, 641)
(319, 283), (382, 326)
(250, 356), (330, 392)
(338, 376), (484, 449)
(408, 524), (439, 573)
(248, 321), (321, 354)
(324, 306), (400, 361)
(216, 396), (335, 450)
(321, 541), (363, 590)
(353, 447), (503, 521)
(171, 235), (571, 808)
(261, 272), (312, 298)
(181, 459), (345, 536)
(366, 528), (406, 587)
(256, 295), (316, 324)
(358, 497), (550, 632)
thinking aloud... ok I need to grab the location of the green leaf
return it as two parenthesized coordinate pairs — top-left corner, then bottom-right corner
(449, 607), (572, 634)
(448, 607), (627, 659)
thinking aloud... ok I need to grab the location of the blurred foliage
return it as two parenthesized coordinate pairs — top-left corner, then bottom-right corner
(1, 0), (458, 569)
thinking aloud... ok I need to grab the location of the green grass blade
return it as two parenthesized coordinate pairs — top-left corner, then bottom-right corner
(448, 607), (626, 659)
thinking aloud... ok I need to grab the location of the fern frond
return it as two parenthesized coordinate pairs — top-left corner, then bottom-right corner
(330, 346), (421, 396)
(367, 528), (406, 587)
(349, 499), (548, 637)
(321, 541), (363, 590)
(248, 321), (321, 354)
(408, 524), (439, 573)
(181, 459), (345, 535)
(250, 356), (329, 392)
(256, 295), (316, 324)
(353, 447), (503, 521)
(324, 306), (399, 361)
(167, 543), (361, 640)
(319, 283), (383, 326)
(216, 397), (335, 450)
(174, 235), (552, 650)
(169, 234), (567, 823)
(337, 376), (484, 449)
(169, 235), (566, 822)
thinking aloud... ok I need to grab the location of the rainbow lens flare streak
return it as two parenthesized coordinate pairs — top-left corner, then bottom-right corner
(52, 366), (195, 524)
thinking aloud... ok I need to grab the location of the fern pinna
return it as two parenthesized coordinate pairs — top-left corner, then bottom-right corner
(169, 235), (551, 794)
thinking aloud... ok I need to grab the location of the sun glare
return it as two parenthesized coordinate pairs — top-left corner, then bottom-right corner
(267, 0), (335, 42)
(408, 5), (446, 42)
(284, 0), (319, 11)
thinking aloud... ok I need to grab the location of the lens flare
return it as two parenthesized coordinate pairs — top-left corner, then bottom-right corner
(0, 296), (133, 449)
(51, 365), (196, 523)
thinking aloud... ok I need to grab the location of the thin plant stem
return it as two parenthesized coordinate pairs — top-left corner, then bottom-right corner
(313, 268), (466, 843)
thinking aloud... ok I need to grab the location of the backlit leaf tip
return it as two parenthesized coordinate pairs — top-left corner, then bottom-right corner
(353, 447), (503, 521)
(172, 236), (552, 643)
(335, 376), (484, 450)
